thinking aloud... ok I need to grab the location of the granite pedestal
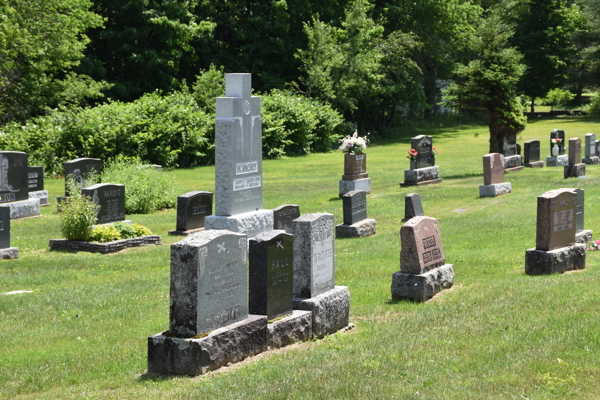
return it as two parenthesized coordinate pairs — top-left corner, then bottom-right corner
(576, 230), (593, 244)
(0, 247), (20, 259)
(168, 227), (204, 236)
(401, 166), (442, 187)
(335, 218), (376, 238)
(503, 155), (522, 170)
(391, 264), (454, 302)
(583, 157), (600, 165)
(564, 164), (586, 178)
(292, 286), (350, 339)
(4, 199), (41, 220)
(524, 243), (585, 275)
(339, 178), (372, 197)
(147, 315), (267, 376)
(28, 190), (48, 206)
(479, 182), (512, 198)
(547, 155), (568, 167)
(524, 161), (544, 168)
(205, 209), (274, 238)
(267, 310), (312, 349)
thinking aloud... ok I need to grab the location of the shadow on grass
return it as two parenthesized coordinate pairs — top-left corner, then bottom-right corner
(385, 298), (422, 305)
(526, 116), (600, 125)
(139, 372), (179, 382)
(328, 197), (341, 202)
(441, 172), (482, 180)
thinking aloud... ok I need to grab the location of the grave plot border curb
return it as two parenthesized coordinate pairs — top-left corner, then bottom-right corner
(49, 236), (161, 254)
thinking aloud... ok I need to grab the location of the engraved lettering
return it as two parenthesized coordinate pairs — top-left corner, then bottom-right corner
(204, 305), (241, 330)
(236, 161), (259, 175)
(192, 205), (208, 215)
(233, 175), (261, 191)
(423, 236), (436, 249)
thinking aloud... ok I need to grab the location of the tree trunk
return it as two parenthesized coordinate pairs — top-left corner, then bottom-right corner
(530, 97), (535, 113)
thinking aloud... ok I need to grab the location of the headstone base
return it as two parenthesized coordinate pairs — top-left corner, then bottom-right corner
(546, 155), (568, 167)
(335, 219), (376, 238)
(267, 310), (312, 349)
(292, 286), (350, 339)
(342, 172), (368, 181)
(505, 166), (524, 173)
(503, 155), (521, 169)
(339, 178), (372, 197)
(391, 264), (454, 302)
(564, 164), (586, 178)
(583, 156), (600, 164)
(4, 199), (41, 220)
(576, 229), (593, 244)
(524, 161), (544, 168)
(0, 247), (20, 260)
(479, 182), (512, 198)
(147, 314), (268, 376)
(29, 190), (49, 206)
(168, 227), (205, 237)
(204, 209), (274, 239)
(524, 243), (586, 275)
(401, 166), (442, 187)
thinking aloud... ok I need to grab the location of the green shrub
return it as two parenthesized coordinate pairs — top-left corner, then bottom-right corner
(132, 223), (152, 237)
(585, 93), (600, 116)
(112, 222), (137, 239)
(59, 179), (100, 241)
(100, 157), (178, 214)
(91, 225), (121, 243)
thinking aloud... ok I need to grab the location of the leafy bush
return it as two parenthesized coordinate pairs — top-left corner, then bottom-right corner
(59, 179), (100, 241)
(100, 157), (178, 214)
(132, 224), (152, 236)
(585, 93), (600, 116)
(112, 222), (137, 239)
(91, 225), (121, 243)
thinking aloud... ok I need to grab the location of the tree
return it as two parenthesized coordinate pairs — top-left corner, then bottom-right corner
(443, 9), (527, 153)
(542, 88), (575, 111)
(0, 0), (107, 123)
(296, 0), (424, 134)
(509, 0), (585, 112)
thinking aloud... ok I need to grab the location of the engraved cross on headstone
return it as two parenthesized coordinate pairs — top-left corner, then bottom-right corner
(215, 74), (264, 216)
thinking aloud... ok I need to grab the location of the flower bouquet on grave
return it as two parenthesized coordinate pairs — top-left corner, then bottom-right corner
(432, 146), (440, 160)
(551, 138), (562, 145)
(406, 148), (419, 162)
(339, 131), (369, 154)
(588, 240), (600, 251)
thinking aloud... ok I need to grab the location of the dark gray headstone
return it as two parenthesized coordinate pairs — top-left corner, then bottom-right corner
(501, 134), (517, 157)
(596, 140), (600, 155)
(293, 213), (335, 298)
(81, 183), (125, 224)
(0, 206), (9, 249)
(0, 151), (28, 203)
(404, 193), (424, 221)
(524, 140), (540, 164)
(176, 191), (212, 231)
(169, 230), (248, 337)
(215, 74), (263, 216)
(64, 158), (102, 196)
(27, 166), (44, 192)
(273, 204), (300, 234)
(575, 188), (584, 233)
(516, 143), (522, 156)
(550, 129), (566, 155)
(249, 230), (293, 319)
(342, 190), (367, 225)
(411, 135), (434, 169)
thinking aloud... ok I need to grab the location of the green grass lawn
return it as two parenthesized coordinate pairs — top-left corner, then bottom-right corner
(2, 116), (600, 399)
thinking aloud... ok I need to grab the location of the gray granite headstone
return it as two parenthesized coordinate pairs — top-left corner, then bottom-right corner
(215, 74), (263, 216)
(575, 188), (584, 233)
(501, 134), (517, 157)
(176, 191), (213, 231)
(169, 230), (248, 337)
(27, 166), (44, 192)
(404, 193), (424, 221)
(0, 151), (28, 203)
(273, 204), (300, 234)
(249, 230), (293, 319)
(568, 138), (581, 165)
(550, 129), (566, 155)
(64, 158), (102, 196)
(81, 183), (125, 224)
(596, 140), (600, 155)
(342, 190), (367, 225)
(585, 133), (596, 158)
(411, 135), (434, 169)
(536, 188), (576, 251)
(0, 206), (9, 249)
(293, 213), (335, 298)
(524, 140), (540, 164)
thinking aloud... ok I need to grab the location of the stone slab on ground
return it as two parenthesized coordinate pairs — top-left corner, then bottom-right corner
(391, 264), (454, 302)
(339, 178), (372, 197)
(267, 310), (312, 349)
(0, 247), (19, 260)
(524, 243), (586, 275)
(28, 190), (48, 206)
(564, 164), (586, 178)
(335, 218), (376, 238)
(546, 155), (569, 167)
(524, 161), (544, 168)
(583, 157), (600, 165)
(505, 166), (524, 173)
(49, 235), (160, 254)
(6, 198), (40, 220)
(401, 166), (441, 187)
(576, 229), (593, 244)
(503, 155), (521, 169)
(168, 227), (205, 237)
(479, 182), (512, 198)
(204, 209), (273, 238)
(292, 286), (350, 339)
(147, 314), (267, 376)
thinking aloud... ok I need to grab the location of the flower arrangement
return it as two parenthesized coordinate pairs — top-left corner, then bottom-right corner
(407, 148), (419, 161)
(432, 146), (440, 159)
(588, 240), (600, 251)
(339, 131), (369, 154)
(551, 138), (562, 145)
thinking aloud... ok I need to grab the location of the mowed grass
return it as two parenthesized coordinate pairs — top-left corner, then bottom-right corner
(1, 116), (600, 399)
